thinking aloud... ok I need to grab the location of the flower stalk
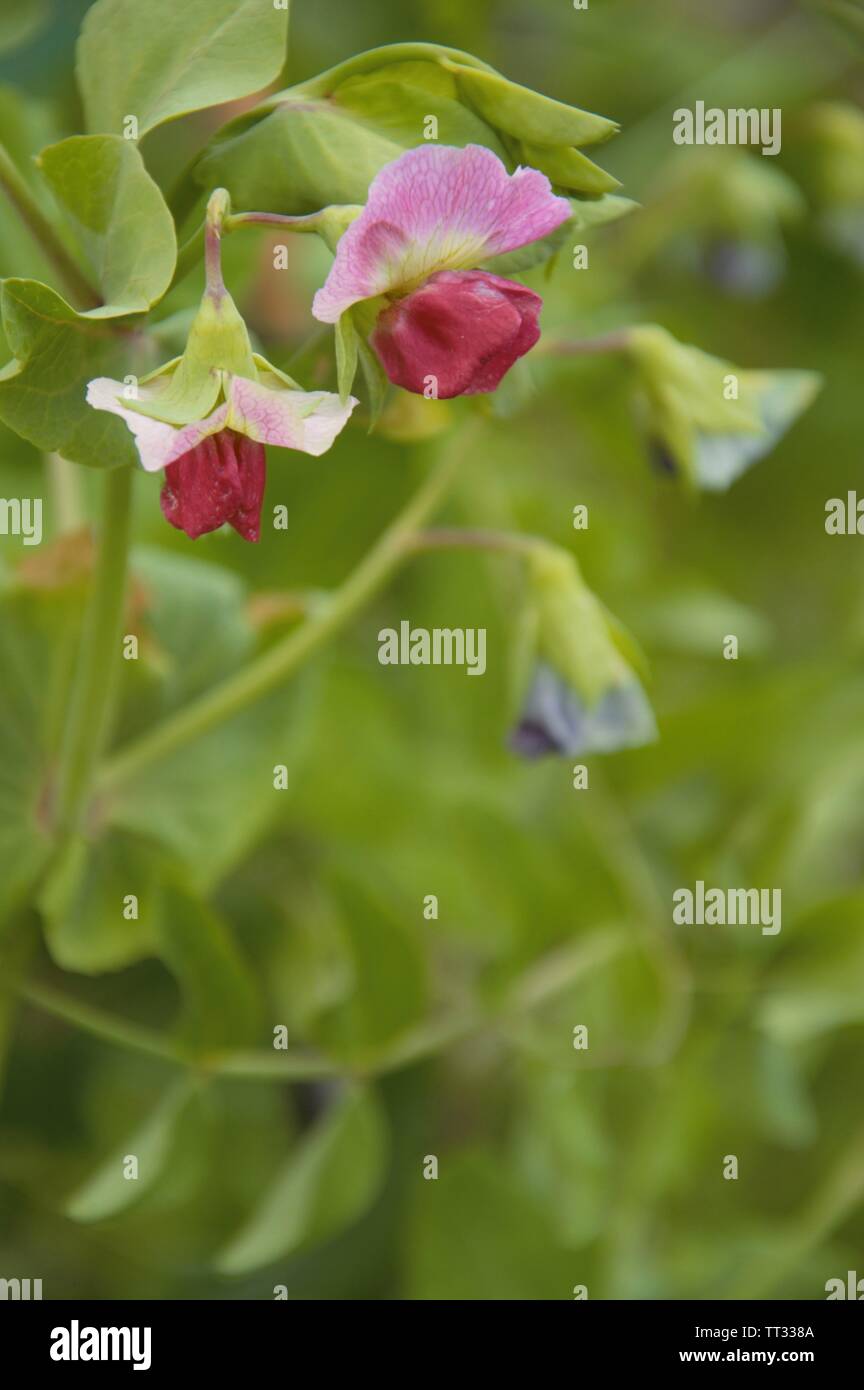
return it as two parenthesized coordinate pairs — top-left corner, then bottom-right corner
(97, 420), (481, 791)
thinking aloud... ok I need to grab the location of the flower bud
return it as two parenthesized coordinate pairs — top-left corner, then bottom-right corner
(650, 151), (803, 298)
(791, 103), (864, 265)
(510, 545), (656, 758)
(626, 325), (821, 491)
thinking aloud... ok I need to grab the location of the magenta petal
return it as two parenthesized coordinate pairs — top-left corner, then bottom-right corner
(312, 144), (571, 323)
(370, 270), (542, 398)
(160, 429), (266, 542)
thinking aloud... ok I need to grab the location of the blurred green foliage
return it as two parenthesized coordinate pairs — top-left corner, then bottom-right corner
(0, 0), (863, 1301)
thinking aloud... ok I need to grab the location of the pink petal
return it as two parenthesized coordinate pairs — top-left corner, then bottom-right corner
(86, 377), (228, 473)
(312, 144), (571, 323)
(227, 376), (357, 455)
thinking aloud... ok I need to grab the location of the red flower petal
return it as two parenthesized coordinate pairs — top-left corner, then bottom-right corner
(160, 429), (266, 542)
(370, 269), (542, 398)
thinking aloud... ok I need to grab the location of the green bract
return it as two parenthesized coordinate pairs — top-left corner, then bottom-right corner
(190, 42), (623, 238)
(524, 545), (642, 708)
(125, 288), (258, 428)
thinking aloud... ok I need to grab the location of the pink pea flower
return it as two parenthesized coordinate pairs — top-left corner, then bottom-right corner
(312, 144), (571, 399)
(88, 186), (357, 543)
(87, 363), (356, 542)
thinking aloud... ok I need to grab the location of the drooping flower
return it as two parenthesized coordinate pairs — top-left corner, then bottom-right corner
(794, 102), (864, 267)
(87, 194), (357, 541)
(646, 150), (804, 299)
(626, 326), (821, 491)
(509, 545), (656, 759)
(312, 144), (572, 399)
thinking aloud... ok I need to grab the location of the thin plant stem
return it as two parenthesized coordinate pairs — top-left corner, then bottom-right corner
(98, 421), (481, 791)
(537, 329), (633, 359)
(226, 209), (335, 234)
(19, 982), (181, 1064)
(0, 141), (101, 310)
(53, 466), (134, 834)
(407, 526), (543, 558)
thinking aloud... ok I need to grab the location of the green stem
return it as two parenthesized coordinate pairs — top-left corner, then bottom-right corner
(407, 526), (542, 558)
(47, 452), (85, 532)
(98, 422), (479, 791)
(19, 982), (180, 1064)
(226, 209), (333, 234)
(538, 329), (633, 359)
(54, 467), (134, 834)
(0, 141), (101, 310)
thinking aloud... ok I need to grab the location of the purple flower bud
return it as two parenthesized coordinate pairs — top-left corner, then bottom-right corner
(370, 269), (542, 398)
(159, 429), (266, 542)
(510, 663), (656, 759)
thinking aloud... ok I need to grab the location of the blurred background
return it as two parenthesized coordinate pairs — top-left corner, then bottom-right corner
(1, 0), (863, 1300)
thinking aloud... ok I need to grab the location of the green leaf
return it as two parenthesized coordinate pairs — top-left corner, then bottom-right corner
(408, 1150), (576, 1300)
(216, 1086), (387, 1273)
(65, 1077), (198, 1222)
(104, 550), (308, 885)
(156, 883), (261, 1052)
(39, 829), (162, 974)
(107, 679), (314, 891)
(632, 586), (775, 657)
(306, 866), (428, 1064)
(38, 136), (176, 317)
(0, 918), (37, 1096)
(130, 547), (254, 708)
(757, 895), (864, 1042)
(77, 0), (291, 138)
(0, 279), (141, 468)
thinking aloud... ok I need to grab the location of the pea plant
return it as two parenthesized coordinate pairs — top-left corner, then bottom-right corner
(0, 0), (823, 1287)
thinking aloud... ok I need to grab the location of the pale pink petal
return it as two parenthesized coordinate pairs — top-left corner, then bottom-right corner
(312, 144), (571, 323)
(226, 375), (357, 456)
(86, 377), (228, 474)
